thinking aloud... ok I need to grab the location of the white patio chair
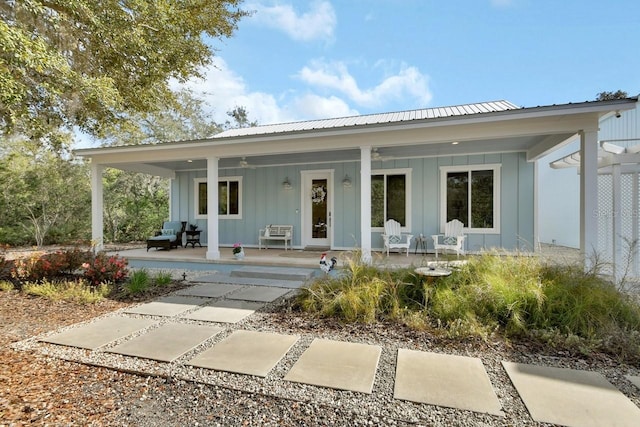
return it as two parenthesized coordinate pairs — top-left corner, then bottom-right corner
(382, 219), (413, 256)
(432, 219), (466, 258)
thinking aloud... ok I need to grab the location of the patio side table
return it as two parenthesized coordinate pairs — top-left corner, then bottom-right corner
(185, 230), (202, 248)
(414, 233), (427, 254)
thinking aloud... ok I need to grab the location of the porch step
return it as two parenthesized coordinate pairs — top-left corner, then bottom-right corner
(194, 274), (306, 289)
(230, 266), (315, 282)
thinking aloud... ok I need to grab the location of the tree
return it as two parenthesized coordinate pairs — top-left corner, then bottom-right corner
(224, 106), (258, 129)
(0, 135), (91, 246)
(95, 90), (227, 242)
(596, 90), (628, 101)
(0, 1), (248, 143)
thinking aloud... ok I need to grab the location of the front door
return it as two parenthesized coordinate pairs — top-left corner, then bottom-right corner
(302, 171), (333, 249)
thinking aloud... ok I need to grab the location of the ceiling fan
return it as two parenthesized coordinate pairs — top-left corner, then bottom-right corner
(238, 157), (256, 168)
(371, 148), (392, 161)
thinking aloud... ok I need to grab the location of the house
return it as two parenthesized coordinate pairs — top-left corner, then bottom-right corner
(75, 97), (639, 264)
(541, 100), (640, 278)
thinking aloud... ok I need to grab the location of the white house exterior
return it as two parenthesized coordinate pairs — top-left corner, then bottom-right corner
(75, 97), (638, 264)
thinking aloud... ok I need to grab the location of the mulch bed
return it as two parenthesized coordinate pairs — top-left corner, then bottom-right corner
(0, 281), (192, 425)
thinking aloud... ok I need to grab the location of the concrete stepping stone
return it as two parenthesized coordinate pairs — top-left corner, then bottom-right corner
(176, 283), (243, 298)
(226, 286), (291, 302)
(284, 338), (381, 394)
(394, 349), (503, 416)
(107, 323), (223, 362)
(124, 295), (206, 317)
(626, 375), (640, 390)
(40, 316), (156, 350)
(181, 300), (264, 323)
(196, 274), (305, 289)
(187, 330), (299, 377)
(503, 361), (640, 427)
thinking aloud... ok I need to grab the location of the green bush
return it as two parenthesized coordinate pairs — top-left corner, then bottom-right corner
(430, 254), (545, 336)
(297, 253), (419, 323)
(297, 252), (640, 360)
(153, 271), (173, 286)
(125, 269), (150, 294)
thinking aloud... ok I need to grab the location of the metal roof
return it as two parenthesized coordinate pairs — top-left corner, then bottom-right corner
(214, 100), (521, 139)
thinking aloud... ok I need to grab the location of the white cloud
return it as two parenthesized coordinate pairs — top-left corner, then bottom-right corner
(297, 60), (432, 108)
(287, 93), (358, 119)
(248, 1), (336, 42)
(178, 57), (358, 126)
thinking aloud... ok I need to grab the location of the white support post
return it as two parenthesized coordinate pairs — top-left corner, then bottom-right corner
(90, 162), (104, 252)
(206, 156), (220, 260)
(633, 173), (639, 277)
(612, 164), (622, 280)
(579, 130), (598, 270)
(360, 146), (372, 264)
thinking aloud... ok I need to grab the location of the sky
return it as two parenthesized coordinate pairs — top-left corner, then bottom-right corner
(76, 0), (639, 147)
(179, 0), (639, 128)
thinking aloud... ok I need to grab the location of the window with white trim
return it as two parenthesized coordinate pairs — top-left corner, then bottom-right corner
(440, 165), (500, 233)
(194, 177), (242, 219)
(371, 169), (411, 229)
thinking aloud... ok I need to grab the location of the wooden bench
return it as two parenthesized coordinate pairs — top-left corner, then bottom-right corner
(258, 225), (293, 251)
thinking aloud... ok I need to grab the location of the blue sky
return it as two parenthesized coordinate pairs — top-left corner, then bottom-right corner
(179, 0), (639, 129)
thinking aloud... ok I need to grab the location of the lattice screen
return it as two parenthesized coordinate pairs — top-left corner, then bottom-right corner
(597, 172), (640, 278)
(597, 174), (614, 275)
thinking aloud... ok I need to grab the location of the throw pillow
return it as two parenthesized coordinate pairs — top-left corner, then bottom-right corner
(161, 228), (174, 236)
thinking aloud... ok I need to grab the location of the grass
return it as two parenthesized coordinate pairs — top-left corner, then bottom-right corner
(153, 270), (173, 286)
(22, 279), (111, 303)
(296, 251), (640, 361)
(125, 269), (150, 294)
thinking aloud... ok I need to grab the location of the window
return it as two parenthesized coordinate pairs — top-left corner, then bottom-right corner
(371, 169), (411, 229)
(440, 165), (500, 233)
(194, 177), (242, 219)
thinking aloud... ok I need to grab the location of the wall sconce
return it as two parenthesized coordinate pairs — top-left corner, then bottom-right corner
(282, 177), (292, 190)
(342, 174), (352, 188)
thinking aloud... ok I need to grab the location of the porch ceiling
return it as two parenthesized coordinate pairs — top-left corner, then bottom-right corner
(76, 97), (638, 176)
(109, 134), (572, 174)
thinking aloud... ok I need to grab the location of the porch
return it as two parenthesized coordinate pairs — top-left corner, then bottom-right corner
(112, 244), (580, 271)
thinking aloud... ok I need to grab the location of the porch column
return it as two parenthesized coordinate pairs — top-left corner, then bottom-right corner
(90, 162), (104, 252)
(360, 146), (372, 263)
(579, 129), (598, 269)
(206, 156), (220, 260)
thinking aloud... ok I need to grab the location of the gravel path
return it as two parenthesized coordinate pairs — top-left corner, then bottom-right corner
(6, 276), (640, 427)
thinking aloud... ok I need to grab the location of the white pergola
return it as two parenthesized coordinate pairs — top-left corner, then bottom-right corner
(551, 138), (640, 278)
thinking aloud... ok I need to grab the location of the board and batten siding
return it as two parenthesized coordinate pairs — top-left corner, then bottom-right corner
(171, 152), (534, 252)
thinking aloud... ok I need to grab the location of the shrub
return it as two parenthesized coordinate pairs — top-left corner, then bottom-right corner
(153, 271), (173, 286)
(297, 252), (419, 323)
(125, 269), (150, 294)
(9, 248), (93, 282)
(0, 280), (14, 291)
(429, 253), (546, 336)
(22, 279), (110, 303)
(82, 252), (129, 286)
(297, 251), (640, 360)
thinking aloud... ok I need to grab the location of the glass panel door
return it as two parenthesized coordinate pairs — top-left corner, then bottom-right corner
(302, 171), (332, 248)
(311, 179), (328, 239)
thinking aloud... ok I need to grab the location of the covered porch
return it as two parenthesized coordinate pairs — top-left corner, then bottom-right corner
(76, 98), (638, 268)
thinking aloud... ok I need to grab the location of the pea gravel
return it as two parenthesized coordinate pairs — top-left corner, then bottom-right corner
(8, 278), (640, 426)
